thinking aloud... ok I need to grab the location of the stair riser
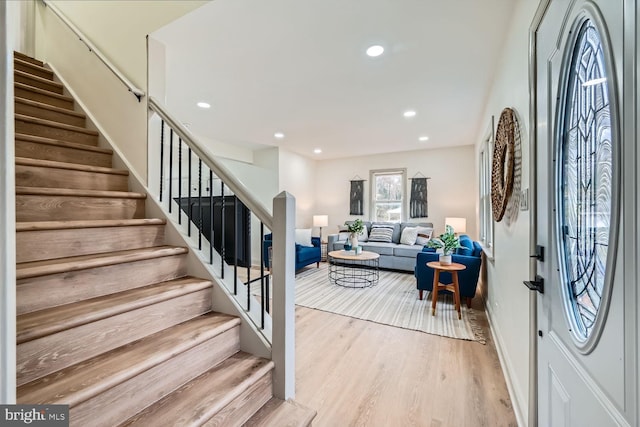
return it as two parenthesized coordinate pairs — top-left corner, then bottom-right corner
(17, 255), (188, 315)
(15, 85), (73, 110)
(16, 194), (145, 222)
(16, 138), (112, 168)
(70, 326), (240, 427)
(203, 372), (273, 427)
(17, 288), (213, 386)
(14, 52), (43, 67)
(14, 61), (53, 80)
(16, 164), (128, 193)
(17, 225), (165, 263)
(15, 72), (63, 94)
(16, 100), (85, 127)
(16, 118), (98, 146)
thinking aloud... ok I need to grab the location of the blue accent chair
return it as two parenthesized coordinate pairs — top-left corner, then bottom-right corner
(414, 235), (483, 308)
(263, 233), (322, 271)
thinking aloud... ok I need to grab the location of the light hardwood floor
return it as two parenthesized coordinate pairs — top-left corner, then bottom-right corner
(293, 293), (517, 427)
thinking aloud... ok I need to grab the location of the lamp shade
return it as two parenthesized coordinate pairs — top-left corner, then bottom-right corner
(445, 217), (467, 234)
(313, 215), (329, 228)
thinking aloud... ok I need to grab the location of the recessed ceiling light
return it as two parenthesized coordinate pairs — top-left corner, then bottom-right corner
(403, 110), (416, 118)
(197, 102), (211, 109)
(274, 132), (285, 139)
(419, 136), (429, 142)
(366, 45), (384, 57)
(313, 148), (322, 154)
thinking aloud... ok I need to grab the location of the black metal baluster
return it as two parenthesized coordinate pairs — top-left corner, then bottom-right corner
(221, 182), (225, 280)
(198, 159), (203, 250)
(178, 138), (182, 224)
(188, 148), (192, 236)
(168, 129), (173, 213)
(209, 169), (214, 265)
(233, 195), (238, 295)
(159, 120), (164, 202)
(260, 221), (273, 316)
(260, 222), (266, 327)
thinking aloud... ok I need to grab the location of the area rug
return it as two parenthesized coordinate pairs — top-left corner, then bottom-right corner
(293, 264), (485, 343)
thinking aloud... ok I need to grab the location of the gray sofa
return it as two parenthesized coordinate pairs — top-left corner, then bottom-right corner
(327, 221), (434, 272)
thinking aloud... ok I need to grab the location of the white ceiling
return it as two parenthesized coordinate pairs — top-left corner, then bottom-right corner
(152, 0), (516, 160)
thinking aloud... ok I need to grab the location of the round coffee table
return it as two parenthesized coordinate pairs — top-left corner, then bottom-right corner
(427, 261), (467, 319)
(328, 250), (380, 288)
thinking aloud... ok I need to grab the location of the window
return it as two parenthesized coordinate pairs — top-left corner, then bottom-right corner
(479, 118), (494, 257)
(370, 169), (406, 222)
(558, 18), (617, 346)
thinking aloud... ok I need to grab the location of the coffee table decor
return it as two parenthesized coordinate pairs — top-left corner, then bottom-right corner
(328, 250), (380, 288)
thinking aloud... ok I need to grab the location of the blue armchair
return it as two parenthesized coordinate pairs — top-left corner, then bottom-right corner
(414, 235), (483, 307)
(263, 233), (322, 271)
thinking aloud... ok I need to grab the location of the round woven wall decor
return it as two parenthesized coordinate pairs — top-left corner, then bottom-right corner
(491, 108), (517, 222)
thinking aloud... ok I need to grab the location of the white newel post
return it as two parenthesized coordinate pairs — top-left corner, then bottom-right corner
(0, 0), (17, 404)
(271, 191), (296, 399)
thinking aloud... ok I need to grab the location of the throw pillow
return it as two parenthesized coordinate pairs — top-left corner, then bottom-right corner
(400, 227), (419, 245)
(295, 228), (314, 247)
(415, 226), (434, 245)
(368, 224), (394, 243)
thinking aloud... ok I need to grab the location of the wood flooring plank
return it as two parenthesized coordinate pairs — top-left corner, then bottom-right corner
(293, 300), (517, 427)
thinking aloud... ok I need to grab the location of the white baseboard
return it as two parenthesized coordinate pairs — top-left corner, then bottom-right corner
(485, 304), (527, 427)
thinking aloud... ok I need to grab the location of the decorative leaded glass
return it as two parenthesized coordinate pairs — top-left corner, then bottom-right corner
(559, 19), (613, 341)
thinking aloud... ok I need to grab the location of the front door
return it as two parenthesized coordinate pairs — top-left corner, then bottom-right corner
(534, 0), (637, 425)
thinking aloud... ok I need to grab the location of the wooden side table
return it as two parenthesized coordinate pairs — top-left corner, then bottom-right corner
(426, 261), (467, 319)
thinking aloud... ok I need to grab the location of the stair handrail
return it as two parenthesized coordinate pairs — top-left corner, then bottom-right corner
(41, 0), (145, 102)
(148, 96), (273, 229)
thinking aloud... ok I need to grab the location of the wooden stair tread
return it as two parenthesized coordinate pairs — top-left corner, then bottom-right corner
(15, 114), (99, 136)
(15, 133), (112, 154)
(18, 313), (240, 406)
(15, 97), (85, 118)
(244, 399), (318, 427)
(17, 245), (186, 279)
(16, 157), (128, 175)
(16, 186), (146, 199)
(17, 277), (212, 344)
(14, 57), (54, 78)
(14, 82), (74, 103)
(119, 353), (274, 426)
(15, 69), (63, 90)
(14, 51), (43, 67)
(17, 218), (165, 232)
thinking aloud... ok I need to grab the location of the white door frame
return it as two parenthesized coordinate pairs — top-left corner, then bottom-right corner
(0, 0), (17, 404)
(526, 2), (552, 425)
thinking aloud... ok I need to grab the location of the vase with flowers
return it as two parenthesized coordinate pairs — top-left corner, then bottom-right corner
(426, 225), (467, 265)
(345, 219), (364, 249)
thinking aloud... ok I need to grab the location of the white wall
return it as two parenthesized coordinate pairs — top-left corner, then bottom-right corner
(278, 149), (317, 229)
(34, 1), (207, 181)
(315, 146), (477, 237)
(475, 0), (539, 424)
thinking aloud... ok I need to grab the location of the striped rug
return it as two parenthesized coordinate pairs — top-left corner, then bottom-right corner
(294, 264), (485, 343)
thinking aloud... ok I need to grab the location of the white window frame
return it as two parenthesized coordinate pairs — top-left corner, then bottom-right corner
(479, 117), (495, 259)
(370, 168), (407, 223)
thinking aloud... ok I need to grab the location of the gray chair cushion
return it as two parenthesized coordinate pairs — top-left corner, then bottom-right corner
(393, 244), (424, 258)
(361, 242), (396, 256)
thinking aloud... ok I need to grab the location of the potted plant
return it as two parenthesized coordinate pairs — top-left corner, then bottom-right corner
(345, 219), (364, 249)
(426, 225), (467, 265)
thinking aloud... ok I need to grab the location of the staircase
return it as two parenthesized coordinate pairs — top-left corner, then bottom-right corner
(13, 51), (314, 426)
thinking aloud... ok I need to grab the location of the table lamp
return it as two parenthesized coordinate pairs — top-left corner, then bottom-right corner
(313, 215), (329, 241)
